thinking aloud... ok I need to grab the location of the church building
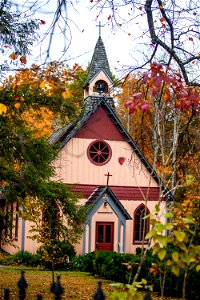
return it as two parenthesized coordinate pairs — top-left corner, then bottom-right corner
(1, 34), (166, 255)
(48, 34), (167, 255)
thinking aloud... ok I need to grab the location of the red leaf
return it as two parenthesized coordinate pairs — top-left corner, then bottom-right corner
(140, 102), (150, 112)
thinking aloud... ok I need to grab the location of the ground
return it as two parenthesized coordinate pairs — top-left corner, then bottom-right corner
(0, 267), (180, 299)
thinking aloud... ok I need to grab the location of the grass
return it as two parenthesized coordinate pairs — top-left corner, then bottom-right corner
(0, 267), (112, 299)
(0, 267), (181, 300)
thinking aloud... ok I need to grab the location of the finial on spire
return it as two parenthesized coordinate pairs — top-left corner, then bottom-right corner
(96, 21), (104, 37)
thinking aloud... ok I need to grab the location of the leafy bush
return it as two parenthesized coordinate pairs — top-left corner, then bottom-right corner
(73, 250), (137, 283)
(0, 250), (40, 266)
(73, 248), (200, 299)
(37, 239), (76, 269)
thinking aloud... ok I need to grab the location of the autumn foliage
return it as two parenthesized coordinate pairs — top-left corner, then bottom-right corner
(117, 63), (200, 224)
(1, 62), (87, 137)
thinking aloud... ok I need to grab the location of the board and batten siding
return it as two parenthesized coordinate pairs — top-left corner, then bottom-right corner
(52, 138), (158, 188)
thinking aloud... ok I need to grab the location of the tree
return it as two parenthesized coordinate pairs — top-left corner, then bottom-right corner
(90, 0), (200, 86)
(3, 62), (87, 137)
(0, 1), (86, 247)
(0, 0), (44, 76)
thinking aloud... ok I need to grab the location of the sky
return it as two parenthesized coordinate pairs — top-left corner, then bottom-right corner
(16, 0), (147, 78)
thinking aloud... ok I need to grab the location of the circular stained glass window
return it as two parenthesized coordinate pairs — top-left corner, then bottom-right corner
(87, 140), (112, 165)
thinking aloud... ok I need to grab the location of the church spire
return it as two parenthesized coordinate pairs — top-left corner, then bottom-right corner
(83, 29), (115, 112)
(87, 35), (113, 83)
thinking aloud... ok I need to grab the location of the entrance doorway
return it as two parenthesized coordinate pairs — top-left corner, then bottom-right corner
(95, 222), (114, 251)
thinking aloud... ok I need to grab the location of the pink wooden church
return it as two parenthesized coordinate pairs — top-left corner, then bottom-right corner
(1, 35), (166, 255)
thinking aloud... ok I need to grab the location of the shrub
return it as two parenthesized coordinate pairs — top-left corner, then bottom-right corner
(73, 248), (200, 299)
(73, 251), (95, 272)
(37, 239), (76, 269)
(0, 250), (40, 266)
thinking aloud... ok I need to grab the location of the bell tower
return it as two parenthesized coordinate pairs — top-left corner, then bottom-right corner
(83, 26), (115, 112)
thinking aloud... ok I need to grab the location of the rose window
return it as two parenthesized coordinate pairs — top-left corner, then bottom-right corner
(87, 140), (111, 165)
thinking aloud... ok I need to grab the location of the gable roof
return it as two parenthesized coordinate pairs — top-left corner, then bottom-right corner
(48, 98), (168, 193)
(86, 185), (132, 220)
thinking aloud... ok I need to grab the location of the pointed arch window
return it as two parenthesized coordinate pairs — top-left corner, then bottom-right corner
(133, 204), (150, 244)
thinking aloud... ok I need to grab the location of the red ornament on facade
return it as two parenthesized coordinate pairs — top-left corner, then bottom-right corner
(118, 157), (125, 165)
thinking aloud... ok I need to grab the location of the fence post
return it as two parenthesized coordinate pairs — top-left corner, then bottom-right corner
(17, 270), (28, 300)
(143, 286), (152, 300)
(37, 293), (43, 300)
(4, 288), (10, 300)
(51, 274), (64, 300)
(93, 280), (106, 300)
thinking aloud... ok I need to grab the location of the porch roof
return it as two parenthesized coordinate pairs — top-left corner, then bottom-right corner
(86, 185), (132, 220)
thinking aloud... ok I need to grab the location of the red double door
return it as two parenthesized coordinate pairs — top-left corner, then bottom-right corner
(95, 222), (114, 251)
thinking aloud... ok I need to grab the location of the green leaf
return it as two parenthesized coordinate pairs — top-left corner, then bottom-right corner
(172, 251), (179, 262)
(155, 203), (160, 213)
(189, 257), (196, 263)
(174, 231), (186, 242)
(186, 174), (195, 185)
(158, 248), (166, 261)
(152, 243), (160, 255)
(145, 228), (156, 239)
(141, 278), (147, 285)
(165, 211), (173, 218)
(178, 242), (188, 253)
(182, 218), (194, 224)
(171, 265), (180, 276)
(155, 223), (166, 232)
(157, 235), (168, 246)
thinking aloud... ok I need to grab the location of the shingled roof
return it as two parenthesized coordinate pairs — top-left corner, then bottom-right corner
(87, 36), (113, 83)
(86, 185), (132, 220)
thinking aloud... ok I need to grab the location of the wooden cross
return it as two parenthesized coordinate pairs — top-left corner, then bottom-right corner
(105, 172), (112, 186)
(96, 21), (104, 37)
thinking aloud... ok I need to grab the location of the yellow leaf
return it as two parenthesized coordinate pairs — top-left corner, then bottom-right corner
(196, 265), (200, 272)
(40, 81), (47, 88)
(171, 265), (180, 276)
(174, 231), (186, 242)
(152, 243), (160, 255)
(158, 248), (166, 261)
(62, 90), (70, 99)
(166, 259), (172, 266)
(165, 223), (173, 230)
(0, 103), (7, 115)
(172, 252), (179, 262)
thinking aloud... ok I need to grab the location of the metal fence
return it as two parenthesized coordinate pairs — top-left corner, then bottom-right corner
(2, 270), (152, 300)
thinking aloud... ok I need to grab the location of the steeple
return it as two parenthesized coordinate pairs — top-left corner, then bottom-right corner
(87, 36), (113, 83)
(84, 33), (115, 112)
